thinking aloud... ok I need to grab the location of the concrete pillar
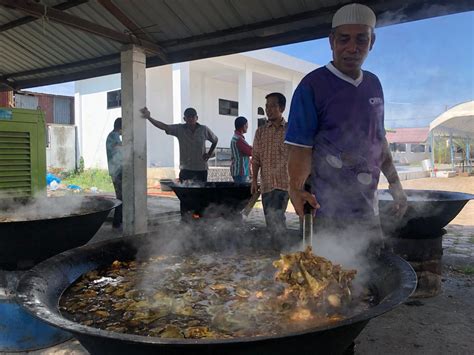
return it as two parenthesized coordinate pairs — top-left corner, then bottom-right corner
(121, 45), (147, 237)
(172, 63), (191, 173)
(73, 88), (82, 171)
(238, 66), (253, 142)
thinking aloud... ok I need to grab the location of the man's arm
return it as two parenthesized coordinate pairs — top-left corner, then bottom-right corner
(251, 131), (261, 194)
(204, 140), (218, 161)
(380, 137), (407, 218)
(140, 107), (170, 131)
(288, 145), (319, 217)
(236, 138), (252, 156)
(251, 161), (260, 194)
(203, 128), (218, 161)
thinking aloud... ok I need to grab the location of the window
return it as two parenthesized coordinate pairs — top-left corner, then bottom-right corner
(410, 144), (426, 153)
(107, 90), (121, 109)
(218, 99), (238, 116)
(394, 143), (406, 152)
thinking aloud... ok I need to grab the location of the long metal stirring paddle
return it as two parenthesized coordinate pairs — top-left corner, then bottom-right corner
(302, 183), (313, 249)
(302, 202), (313, 249)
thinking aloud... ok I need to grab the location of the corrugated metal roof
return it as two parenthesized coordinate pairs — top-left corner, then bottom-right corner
(0, 0), (473, 91)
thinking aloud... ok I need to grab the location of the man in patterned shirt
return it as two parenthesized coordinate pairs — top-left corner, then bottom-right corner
(251, 92), (289, 240)
(230, 116), (252, 183)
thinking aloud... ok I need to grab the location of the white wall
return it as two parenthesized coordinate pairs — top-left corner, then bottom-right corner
(46, 124), (76, 171)
(76, 50), (314, 169)
(75, 74), (121, 170)
(146, 66), (174, 167)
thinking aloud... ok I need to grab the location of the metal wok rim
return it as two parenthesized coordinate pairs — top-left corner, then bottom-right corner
(0, 195), (121, 224)
(16, 235), (417, 346)
(378, 189), (474, 202)
(168, 182), (251, 189)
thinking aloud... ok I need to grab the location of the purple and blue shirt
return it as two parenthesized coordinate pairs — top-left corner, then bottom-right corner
(286, 63), (386, 218)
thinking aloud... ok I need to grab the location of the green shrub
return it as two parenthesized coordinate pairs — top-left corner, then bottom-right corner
(62, 168), (114, 192)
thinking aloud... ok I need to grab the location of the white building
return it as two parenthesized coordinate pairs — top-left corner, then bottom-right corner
(75, 49), (317, 176)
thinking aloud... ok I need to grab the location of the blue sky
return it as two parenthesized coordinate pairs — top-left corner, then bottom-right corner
(274, 11), (474, 128)
(28, 11), (473, 129)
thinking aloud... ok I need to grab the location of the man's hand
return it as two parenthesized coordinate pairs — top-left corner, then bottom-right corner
(202, 153), (211, 161)
(289, 186), (319, 217)
(140, 107), (150, 119)
(251, 180), (259, 195)
(388, 181), (408, 219)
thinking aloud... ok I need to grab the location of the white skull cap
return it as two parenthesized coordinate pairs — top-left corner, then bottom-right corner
(332, 3), (376, 28)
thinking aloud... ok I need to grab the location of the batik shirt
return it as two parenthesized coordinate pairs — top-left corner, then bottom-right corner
(253, 119), (289, 194)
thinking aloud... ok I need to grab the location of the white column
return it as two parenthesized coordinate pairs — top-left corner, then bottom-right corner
(284, 75), (300, 106)
(284, 81), (294, 105)
(238, 66), (253, 142)
(73, 86), (82, 171)
(121, 44), (147, 237)
(172, 62), (191, 174)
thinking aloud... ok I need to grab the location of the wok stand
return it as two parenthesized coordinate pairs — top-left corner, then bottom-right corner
(378, 189), (474, 297)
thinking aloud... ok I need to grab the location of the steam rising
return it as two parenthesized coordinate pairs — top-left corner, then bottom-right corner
(0, 195), (88, 222)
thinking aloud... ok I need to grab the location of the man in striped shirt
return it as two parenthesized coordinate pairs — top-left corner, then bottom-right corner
(251, 92), (289, 239)
(230, 116), (252, 183)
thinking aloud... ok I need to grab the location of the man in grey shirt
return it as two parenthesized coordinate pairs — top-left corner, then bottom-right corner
(140, 107), (218, 182)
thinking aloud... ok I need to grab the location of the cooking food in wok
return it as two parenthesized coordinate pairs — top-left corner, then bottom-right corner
(17, 229), (417, 355)
(59, 246), (362, 339)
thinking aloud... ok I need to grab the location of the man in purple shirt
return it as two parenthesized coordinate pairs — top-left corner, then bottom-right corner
(286, 3), (407, 254)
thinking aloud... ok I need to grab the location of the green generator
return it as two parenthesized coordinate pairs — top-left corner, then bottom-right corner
(0, 108), (47, 198)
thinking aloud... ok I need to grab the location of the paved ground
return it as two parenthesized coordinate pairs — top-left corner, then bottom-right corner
(3, 176), (473, 354)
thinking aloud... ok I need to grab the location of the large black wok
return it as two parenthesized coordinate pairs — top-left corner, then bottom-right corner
(17, 227), (416, 355)
(378, 189), (474, 238)
(168, 182), (252, 217)
(0, 195), (121, 270)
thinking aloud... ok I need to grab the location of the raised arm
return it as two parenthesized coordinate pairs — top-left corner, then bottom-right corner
(140, 107), (170, 131)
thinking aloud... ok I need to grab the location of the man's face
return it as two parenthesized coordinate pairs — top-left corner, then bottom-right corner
(184, 115), (198, 127)
(265, 96), (284, 122)
(242, 122), (248, 134)
(329, 24), (375, 79)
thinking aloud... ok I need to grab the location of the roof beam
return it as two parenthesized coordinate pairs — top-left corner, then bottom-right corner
(0, 0), (88, 33)
(0, 0), (167, 61)
(1, 54), (120, 80)
(160, 0), (474, 50)
(10, 62), (121, 91)
(97, 0), (153, 42)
